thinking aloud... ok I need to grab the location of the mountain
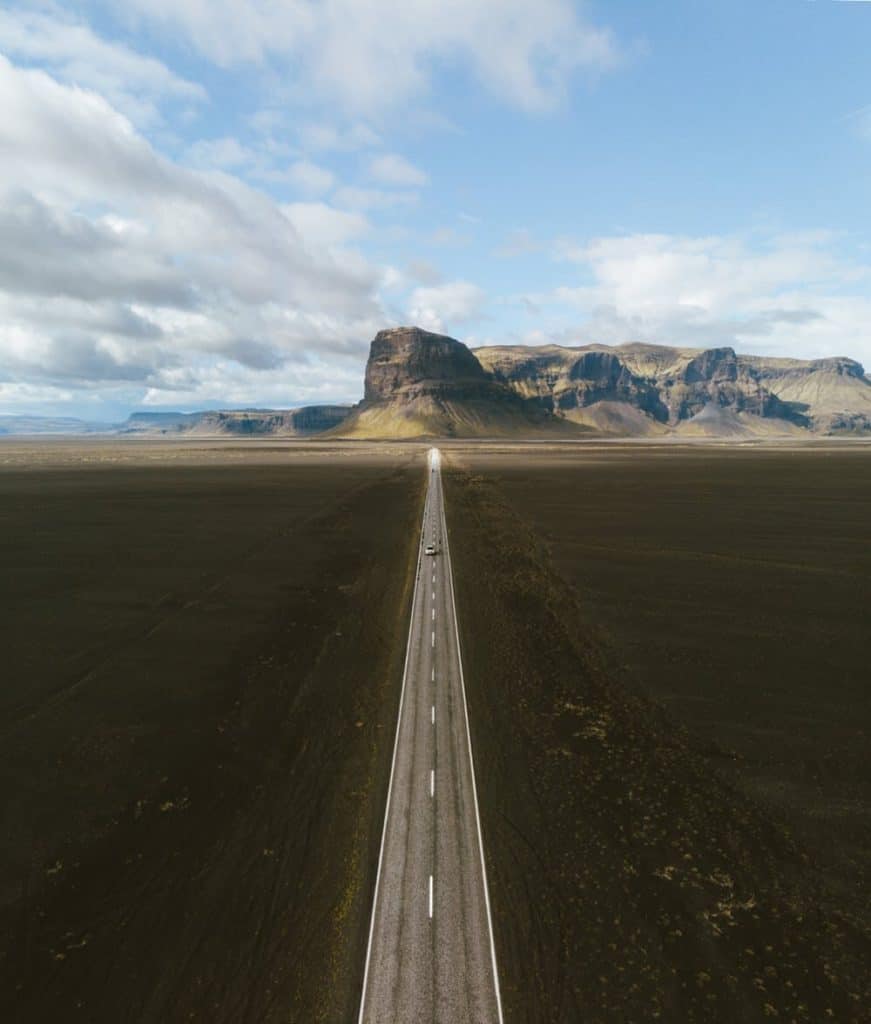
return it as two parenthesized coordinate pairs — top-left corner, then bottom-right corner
(334, 326), (580, 438)
(336, 328), (871, 439)
(121, 406), (350, 436)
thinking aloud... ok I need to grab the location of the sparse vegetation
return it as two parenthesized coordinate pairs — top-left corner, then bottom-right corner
(445, 445), (870, 1023)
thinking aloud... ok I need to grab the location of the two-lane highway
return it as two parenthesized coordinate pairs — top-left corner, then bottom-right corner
(358, 448), (503, 1023)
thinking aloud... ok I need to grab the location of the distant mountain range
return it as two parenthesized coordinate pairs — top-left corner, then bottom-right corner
(5, 328), (871, 439)
(0, 406), (350, 438)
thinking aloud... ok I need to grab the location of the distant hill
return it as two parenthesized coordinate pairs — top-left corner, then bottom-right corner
(0, 415), (112, 436)
(120, 406), (351, 437)
(334, 328), (871, 438)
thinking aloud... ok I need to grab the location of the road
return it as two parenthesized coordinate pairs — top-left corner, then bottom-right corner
(358, 448), (503, 1024)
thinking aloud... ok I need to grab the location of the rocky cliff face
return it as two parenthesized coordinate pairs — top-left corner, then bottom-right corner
(476, 340), (871, 435)
(340, 326), (571, 438)
(345, 328), (871, 438)
(364, 326), (492, 402)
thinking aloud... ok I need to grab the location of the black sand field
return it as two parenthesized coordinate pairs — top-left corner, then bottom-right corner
(0, 441), (423, 1023)
(3, 438), (869, 1023)
(444, 443), (870, 1023)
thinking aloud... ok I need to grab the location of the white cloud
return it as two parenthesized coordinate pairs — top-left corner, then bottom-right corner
(556, 233), (846, 312)
(369, 153), (429, 187)
(407, 260), (444, 286)
(281, 202), (369, 247)
(542, 231), (871, 365)
(282, 159), (336, 195)
(0, 54), (386, 410)
(408, 280), (486, 333)
(333, 186), (420, 211)
(113, 0), (621, 113)
(296, 120), (381, 152)
(185, 136), (254, 169)
(0, 6), (205, 127)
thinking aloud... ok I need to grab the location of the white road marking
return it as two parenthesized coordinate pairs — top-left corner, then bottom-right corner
(432, 591), (435, 600)
(430, 769), (434, 797)
(428, 875), (433, 919)
(432, 607), (435, 621)
(431, 631), (435, 647)
(432, 574), (435, 583)
(431, 705), (435, 724)
(432, 667), (435, 681)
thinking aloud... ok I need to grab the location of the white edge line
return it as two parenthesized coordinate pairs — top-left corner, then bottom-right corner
(439, 450), (506, 1024)
(357, 461), (429, 1024)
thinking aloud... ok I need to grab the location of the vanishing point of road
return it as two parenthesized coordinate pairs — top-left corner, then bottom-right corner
(358, 448), (504, 1023)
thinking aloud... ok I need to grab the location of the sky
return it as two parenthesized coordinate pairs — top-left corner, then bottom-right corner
(1, 0), (871, 420)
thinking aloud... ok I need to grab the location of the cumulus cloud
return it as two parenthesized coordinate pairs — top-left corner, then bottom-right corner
(0, 5), (205, 127)
(333, 186), (420, 211)
(112, 0), (621, 113)
(408, 280), (486, 333)
(369, 153), (429, 187)
(295, 120), (381, 152)
(543, 231), (871, 364)
(281, 202), (370, 247)
(280, 159), (336, 194)
(184, 136), (254, 169)
(0, 54), (386, 410)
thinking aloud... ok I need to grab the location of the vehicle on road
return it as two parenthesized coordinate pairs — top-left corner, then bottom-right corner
(424, 544), (437, 556)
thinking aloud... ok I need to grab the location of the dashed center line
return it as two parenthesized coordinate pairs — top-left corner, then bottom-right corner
(430, 769), (435, 797)
(431, 631), (435, 647)
(432, 607), (435, 621)
(431, 705), (435, 724)
(428, 875), (433, 919)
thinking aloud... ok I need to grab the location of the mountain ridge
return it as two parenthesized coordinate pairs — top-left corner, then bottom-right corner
(333, 327), (871, 438)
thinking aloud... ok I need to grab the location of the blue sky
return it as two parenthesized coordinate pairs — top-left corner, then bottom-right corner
(1, 0), (871, 419)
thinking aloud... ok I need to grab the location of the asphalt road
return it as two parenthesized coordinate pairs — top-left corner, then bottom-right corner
(358, 448), (503, 1023)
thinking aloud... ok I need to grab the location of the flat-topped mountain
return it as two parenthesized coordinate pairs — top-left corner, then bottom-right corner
(335, 328), (871, 438)
(338, 327), (572, 437)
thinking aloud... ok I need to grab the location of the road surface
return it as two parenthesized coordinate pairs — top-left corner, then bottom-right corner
(358, 448), (503, 1023)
